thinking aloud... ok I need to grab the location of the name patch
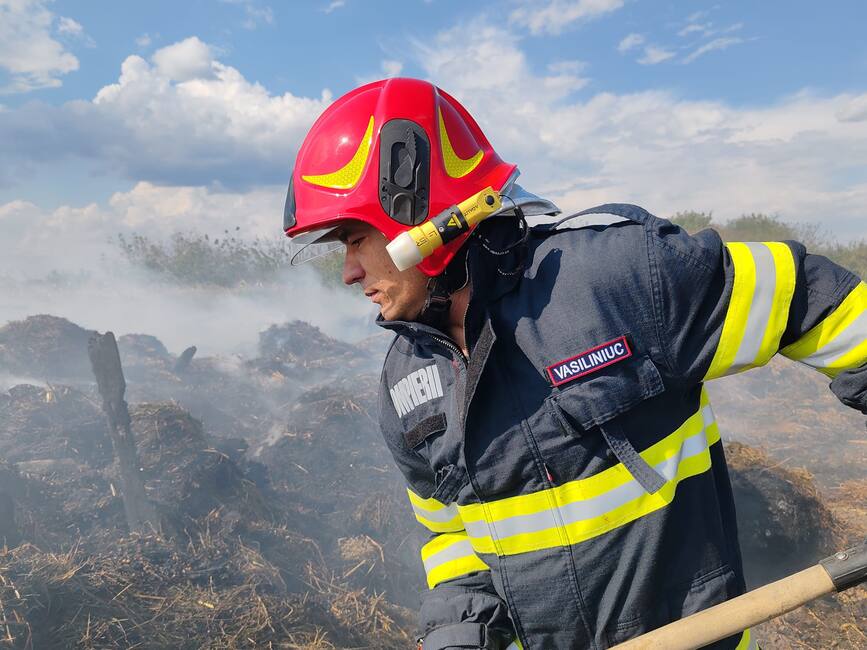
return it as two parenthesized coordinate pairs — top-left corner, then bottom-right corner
(390, 364), (444, 417)
(546, 336), (632, 386)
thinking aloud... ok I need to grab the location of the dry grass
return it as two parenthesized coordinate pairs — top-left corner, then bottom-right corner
(0, 535), (414, 649)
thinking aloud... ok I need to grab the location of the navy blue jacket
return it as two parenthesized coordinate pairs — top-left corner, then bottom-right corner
(377, 204), (867, 650)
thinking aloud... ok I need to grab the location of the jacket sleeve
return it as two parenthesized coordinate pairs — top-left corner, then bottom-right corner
(377, 360), (518, 650)
(646, 217), (867, 411)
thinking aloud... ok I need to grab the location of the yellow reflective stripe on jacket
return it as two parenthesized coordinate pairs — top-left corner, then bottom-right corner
(421, 531), (490, 589)
(705, 242), (797, 380)
(782, 281), (867, 377)
(407, 488), (464, 533)
(458, 391), (720, 557)
(735, 628), (758, 650)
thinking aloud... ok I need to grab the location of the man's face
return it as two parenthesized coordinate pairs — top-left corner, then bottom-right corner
(338, 221), (429, 321)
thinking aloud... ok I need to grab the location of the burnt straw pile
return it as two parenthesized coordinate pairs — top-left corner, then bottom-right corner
(0, 314), (863, 648)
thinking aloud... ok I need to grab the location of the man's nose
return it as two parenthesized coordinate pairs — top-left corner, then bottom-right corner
(342, 250), (364, 285)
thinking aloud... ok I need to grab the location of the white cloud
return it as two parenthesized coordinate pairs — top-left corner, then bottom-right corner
(381, 59), (403, 77)
(683, 37), (745, 64)
(107, 182), (282, 234)
(416, 19), (589, 103)
(136, 33), (152, 48)
(0, 0), (80, 93)
(680, 21), (743, 39)
(323, 0), (345, 14)
(243, 5), (273, 29)
(151, 36), (216, 81)
(220, 0), (274, 29)
(548, 59), (587, 75)
(544, 60), (589, 94)
(510, 0), (624, 36)
(618, 33), (644, 53)
(678, 23), (708, 37)
(417, 22), (867, 239)
(837, 94), (867, 123)
(0, 36), (332, 188)
(56, 16), (82, 36)
(353, 59), (404, 86)
(57, 14), (95, 47)
(638, 45), (675, 65)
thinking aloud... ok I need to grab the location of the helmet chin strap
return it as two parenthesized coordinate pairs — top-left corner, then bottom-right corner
(416, 246), (469, 331)
(413, 205), (532, 331)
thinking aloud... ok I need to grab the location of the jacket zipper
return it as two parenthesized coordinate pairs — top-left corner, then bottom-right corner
(430, 333), (468, 367)
(434, 280), (473, 366)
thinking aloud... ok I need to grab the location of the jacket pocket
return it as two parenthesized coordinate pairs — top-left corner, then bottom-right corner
(547, 354), (667, 493)
(547, 353), (664, 435)
(604, 565), (738, 646)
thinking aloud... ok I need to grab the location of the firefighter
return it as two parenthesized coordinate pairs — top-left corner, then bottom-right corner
(283, 78), (867, 649)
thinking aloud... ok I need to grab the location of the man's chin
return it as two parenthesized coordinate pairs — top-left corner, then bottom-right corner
(378, 301), (395, 321)
(379, 301), (423, 322)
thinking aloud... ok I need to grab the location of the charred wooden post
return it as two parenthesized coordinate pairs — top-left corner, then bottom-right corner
(173, 345), (197, 374)
(88, 331), (159, 534)
(0, 491), (19, 547)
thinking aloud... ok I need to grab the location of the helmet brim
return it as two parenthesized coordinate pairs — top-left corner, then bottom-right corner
(288, 227), (343, 266)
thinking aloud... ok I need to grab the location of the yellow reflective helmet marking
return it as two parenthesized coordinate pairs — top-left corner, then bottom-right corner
(302, 116), (375, 189)
(438, 107), (483, 178)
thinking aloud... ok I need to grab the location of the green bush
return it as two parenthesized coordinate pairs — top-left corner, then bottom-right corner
(117, 230), (295, 287)
(670, 211), (714, 232)
(310, 249), (349, 289)
(116, 230), (357, 290)
(822, 241), (867, 280)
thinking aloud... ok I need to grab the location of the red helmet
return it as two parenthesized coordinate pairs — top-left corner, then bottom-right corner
(283, 78), (517, 277)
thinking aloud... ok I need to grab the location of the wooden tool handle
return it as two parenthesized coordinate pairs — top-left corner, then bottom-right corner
(613, 541), (867, 649)
(611, 565), (835, 650)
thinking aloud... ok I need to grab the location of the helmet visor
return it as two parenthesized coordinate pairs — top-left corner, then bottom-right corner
(288, 227), (344, 266)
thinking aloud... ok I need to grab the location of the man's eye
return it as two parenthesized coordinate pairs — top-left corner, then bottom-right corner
(350, 236), (365, 248)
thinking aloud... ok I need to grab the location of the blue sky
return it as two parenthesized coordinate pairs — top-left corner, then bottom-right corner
(2, 0), (867, 268)
(8, 1), (867, 109)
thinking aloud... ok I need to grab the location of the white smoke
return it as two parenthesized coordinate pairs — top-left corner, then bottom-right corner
(0, 184), (375, 356)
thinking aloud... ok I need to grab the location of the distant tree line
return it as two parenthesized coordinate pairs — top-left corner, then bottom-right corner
(115, 212), (866, 288)
(669, 211), (867, 279)
(116, 229), (292, 287)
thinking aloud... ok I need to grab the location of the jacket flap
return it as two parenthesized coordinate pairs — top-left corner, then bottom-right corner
(404, 412), (448, 449)
(549, 354), (664, 431)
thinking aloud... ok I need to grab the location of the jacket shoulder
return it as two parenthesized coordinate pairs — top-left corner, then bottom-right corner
(530, 202), (723, 274)
(526, 203), (651, 283)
